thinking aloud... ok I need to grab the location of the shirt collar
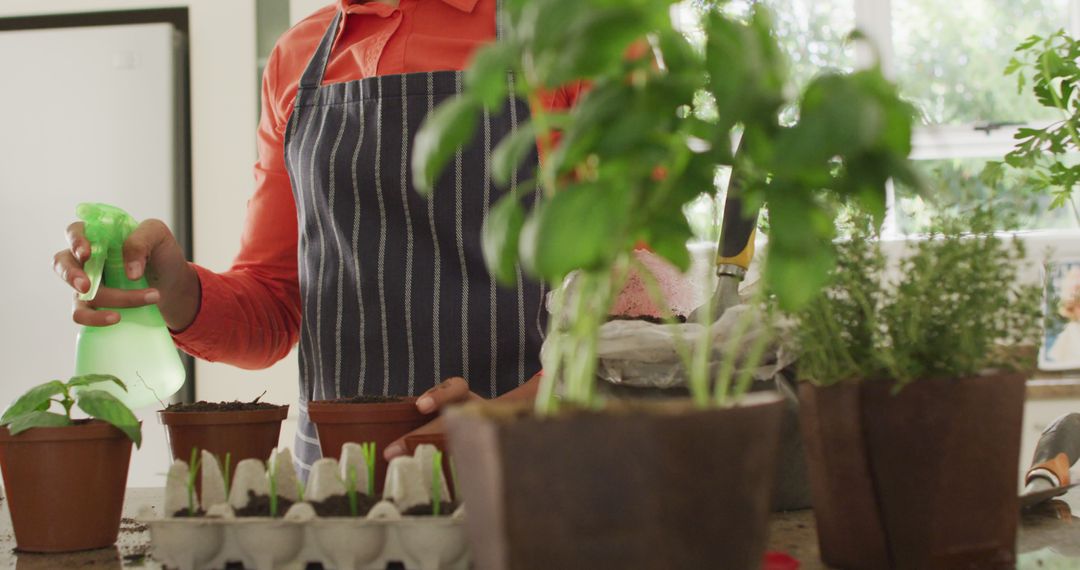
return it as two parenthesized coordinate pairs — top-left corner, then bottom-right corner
(338, 0), (479, 13)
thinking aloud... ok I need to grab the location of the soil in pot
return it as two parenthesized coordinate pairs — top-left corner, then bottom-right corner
(799, 373), (1025, 570)
(310, 493), (380, 517)
(446, 394), (784, 570)
(307, 397), (433, 494)
(402, 501), (460, 516)
(159, 399), (288, 477)
(0, 420), (133, 553)
(233, 491), (296, 518)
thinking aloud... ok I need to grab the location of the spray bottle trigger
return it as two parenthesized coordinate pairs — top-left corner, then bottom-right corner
(78, 243), (106, 302)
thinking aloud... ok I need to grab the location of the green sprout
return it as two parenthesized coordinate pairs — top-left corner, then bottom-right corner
(359, 442), (376, 496)
(268, 458), (279, 518)
(297, 479), (306, 502)
(187, 447), (201, 517)
(0, 374), (141, 446)
(346, 464), (360, 517)
(432, 450), (444, 517)
(222, 452), (232, 498)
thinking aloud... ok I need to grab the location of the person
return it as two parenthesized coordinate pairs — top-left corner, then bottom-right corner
(52, 0), (583, 477)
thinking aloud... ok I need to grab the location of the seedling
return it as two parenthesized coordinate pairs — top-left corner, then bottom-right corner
(0, 374), (141, 446)
(268, 457), (280, 518)
(345, 464), (360, 517)
(359, 442), (376, 496)
(187, 447), (201, 517)
(221, 452), (232, 498)
(432, 450), (444, 517)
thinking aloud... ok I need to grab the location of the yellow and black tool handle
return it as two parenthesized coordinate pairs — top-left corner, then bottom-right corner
(717, 183), (758, 276)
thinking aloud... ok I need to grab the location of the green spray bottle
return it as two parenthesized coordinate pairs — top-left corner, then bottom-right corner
(74, 203), (186, 409)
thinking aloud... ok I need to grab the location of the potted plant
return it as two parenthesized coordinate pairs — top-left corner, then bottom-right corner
(0, 374), (141, 552)
(307, 396), (433, 493)
(159, 394), (288, 476)
(411, 0), (917, 568)
(793, 214), (1042, 570)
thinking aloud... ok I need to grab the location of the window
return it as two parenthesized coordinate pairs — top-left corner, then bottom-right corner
(678, 0), (1080, 240)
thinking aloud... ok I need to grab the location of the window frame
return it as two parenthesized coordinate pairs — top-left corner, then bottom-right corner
(854, 0), (1080, 236)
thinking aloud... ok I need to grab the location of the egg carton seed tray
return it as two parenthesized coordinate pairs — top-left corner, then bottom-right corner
(143, 444), (467, 570)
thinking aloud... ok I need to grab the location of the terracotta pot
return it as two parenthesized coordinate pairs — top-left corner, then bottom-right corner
(307, 398), (432, 493)
(159, 405), (288, 466)
(404, 432), (456, 500)
(0, 421), (133, 552)
(445, 394), (784, 570)
(799, 373), (1026, 570)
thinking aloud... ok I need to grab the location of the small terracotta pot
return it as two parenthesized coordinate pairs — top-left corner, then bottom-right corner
(445, 394), (784, 570)
(799, 373), (1026, 570)
(308, 398), (432, 493)
(159, 406), (288, 467)
(0, 421), (133, 552)
(404, 432), (456, 500)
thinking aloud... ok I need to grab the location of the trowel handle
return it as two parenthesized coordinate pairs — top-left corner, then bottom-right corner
(1027, 413), (1080, 487)
(716, 186), (758, 276)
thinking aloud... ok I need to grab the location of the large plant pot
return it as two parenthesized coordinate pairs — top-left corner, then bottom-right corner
(0, 421), (133, 552)
(159, 405), (288, 465)
(445, 393), (784, 570)
(799, 373), (1026, 570)
(308, 398), (432, 493)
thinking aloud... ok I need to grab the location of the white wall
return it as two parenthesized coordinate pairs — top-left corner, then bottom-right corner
(290, 0), (329, 24)
(0, 0), (301, 483)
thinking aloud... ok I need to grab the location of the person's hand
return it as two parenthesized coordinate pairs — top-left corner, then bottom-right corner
(384, 377), (479, 461)
(53, 219), (200, 330)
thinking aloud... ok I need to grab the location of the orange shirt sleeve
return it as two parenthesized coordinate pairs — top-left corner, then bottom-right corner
(171, 46), (302, 370)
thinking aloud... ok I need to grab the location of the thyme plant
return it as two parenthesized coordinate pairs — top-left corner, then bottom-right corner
(413, 0), (917, 412)
(792, 212), (1043, 388)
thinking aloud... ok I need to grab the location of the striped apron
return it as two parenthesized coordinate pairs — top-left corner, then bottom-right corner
(283, 5), (546, 475)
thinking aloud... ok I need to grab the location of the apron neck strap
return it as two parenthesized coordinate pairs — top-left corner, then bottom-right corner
(298, 1), (506, 92)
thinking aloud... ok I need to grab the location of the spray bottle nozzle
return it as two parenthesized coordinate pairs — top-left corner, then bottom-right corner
(76, 203), (139, 302)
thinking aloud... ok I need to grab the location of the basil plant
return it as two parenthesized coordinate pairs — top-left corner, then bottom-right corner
(413, 0), (919, 413)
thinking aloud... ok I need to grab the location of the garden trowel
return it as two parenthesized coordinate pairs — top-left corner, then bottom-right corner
(690, 176), (758, 322)
(1021, 413), (1080, 509)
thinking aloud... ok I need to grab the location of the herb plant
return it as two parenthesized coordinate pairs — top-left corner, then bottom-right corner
(359, 442), (376, 496)
(0, 374), (141, 446)
(345, 464), (360, 517)
(412, 0), (917, 413)
(983, 29), (1080, 223)
(432, 450), (444, 517)
(792, 211), (1043, 388)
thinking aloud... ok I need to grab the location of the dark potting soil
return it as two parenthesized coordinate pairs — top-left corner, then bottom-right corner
(171, 507), (207, 518)
(402, 501), (459, 516)
(164, 399), (283, 413)
(322, 394), (405, 404)
(234, 491), (295, 518)
(310, 493), (379, 517)
(607, 314), (688, 324)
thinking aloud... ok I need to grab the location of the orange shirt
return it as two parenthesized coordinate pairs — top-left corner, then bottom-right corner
(173, 0), (583, 369)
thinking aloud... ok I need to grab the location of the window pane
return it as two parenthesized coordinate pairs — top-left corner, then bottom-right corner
(722, 0), (856, 92)
(894, 158), (1080, 233)
(893, 0), (1068, 126)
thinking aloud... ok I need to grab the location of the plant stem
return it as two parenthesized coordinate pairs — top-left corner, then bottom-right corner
(222, 453), (232, 498)
(346, 465), (359, 517)
(432, 451), (444, 517)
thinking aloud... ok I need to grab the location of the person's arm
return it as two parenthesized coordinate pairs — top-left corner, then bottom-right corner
(171, 47), (302, 369)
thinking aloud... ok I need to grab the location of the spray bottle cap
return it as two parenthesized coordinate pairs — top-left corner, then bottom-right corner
(76, 203), (139, 302)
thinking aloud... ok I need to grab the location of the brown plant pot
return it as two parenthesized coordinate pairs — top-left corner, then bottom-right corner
(445, 393), (785, 570)
(404, 432), (456, 500)
(0, 421), (133, 552)
(799, 373), (1026, 570)
(159, 405), (288, 466)
(307, 398), (432, 493)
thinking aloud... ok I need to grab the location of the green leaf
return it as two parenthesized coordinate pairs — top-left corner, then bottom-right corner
(466, 43), (518, 109)
(77, 390), (142, 448)
(2, 380), (66, 424)
(412, 95), (481, 195)
(6, 411), (72, 435)
(482, 194), (526, 285)
(67, 374), (127, 391)
(492, 120), (536, 187)
(518, 183), (626, 281)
